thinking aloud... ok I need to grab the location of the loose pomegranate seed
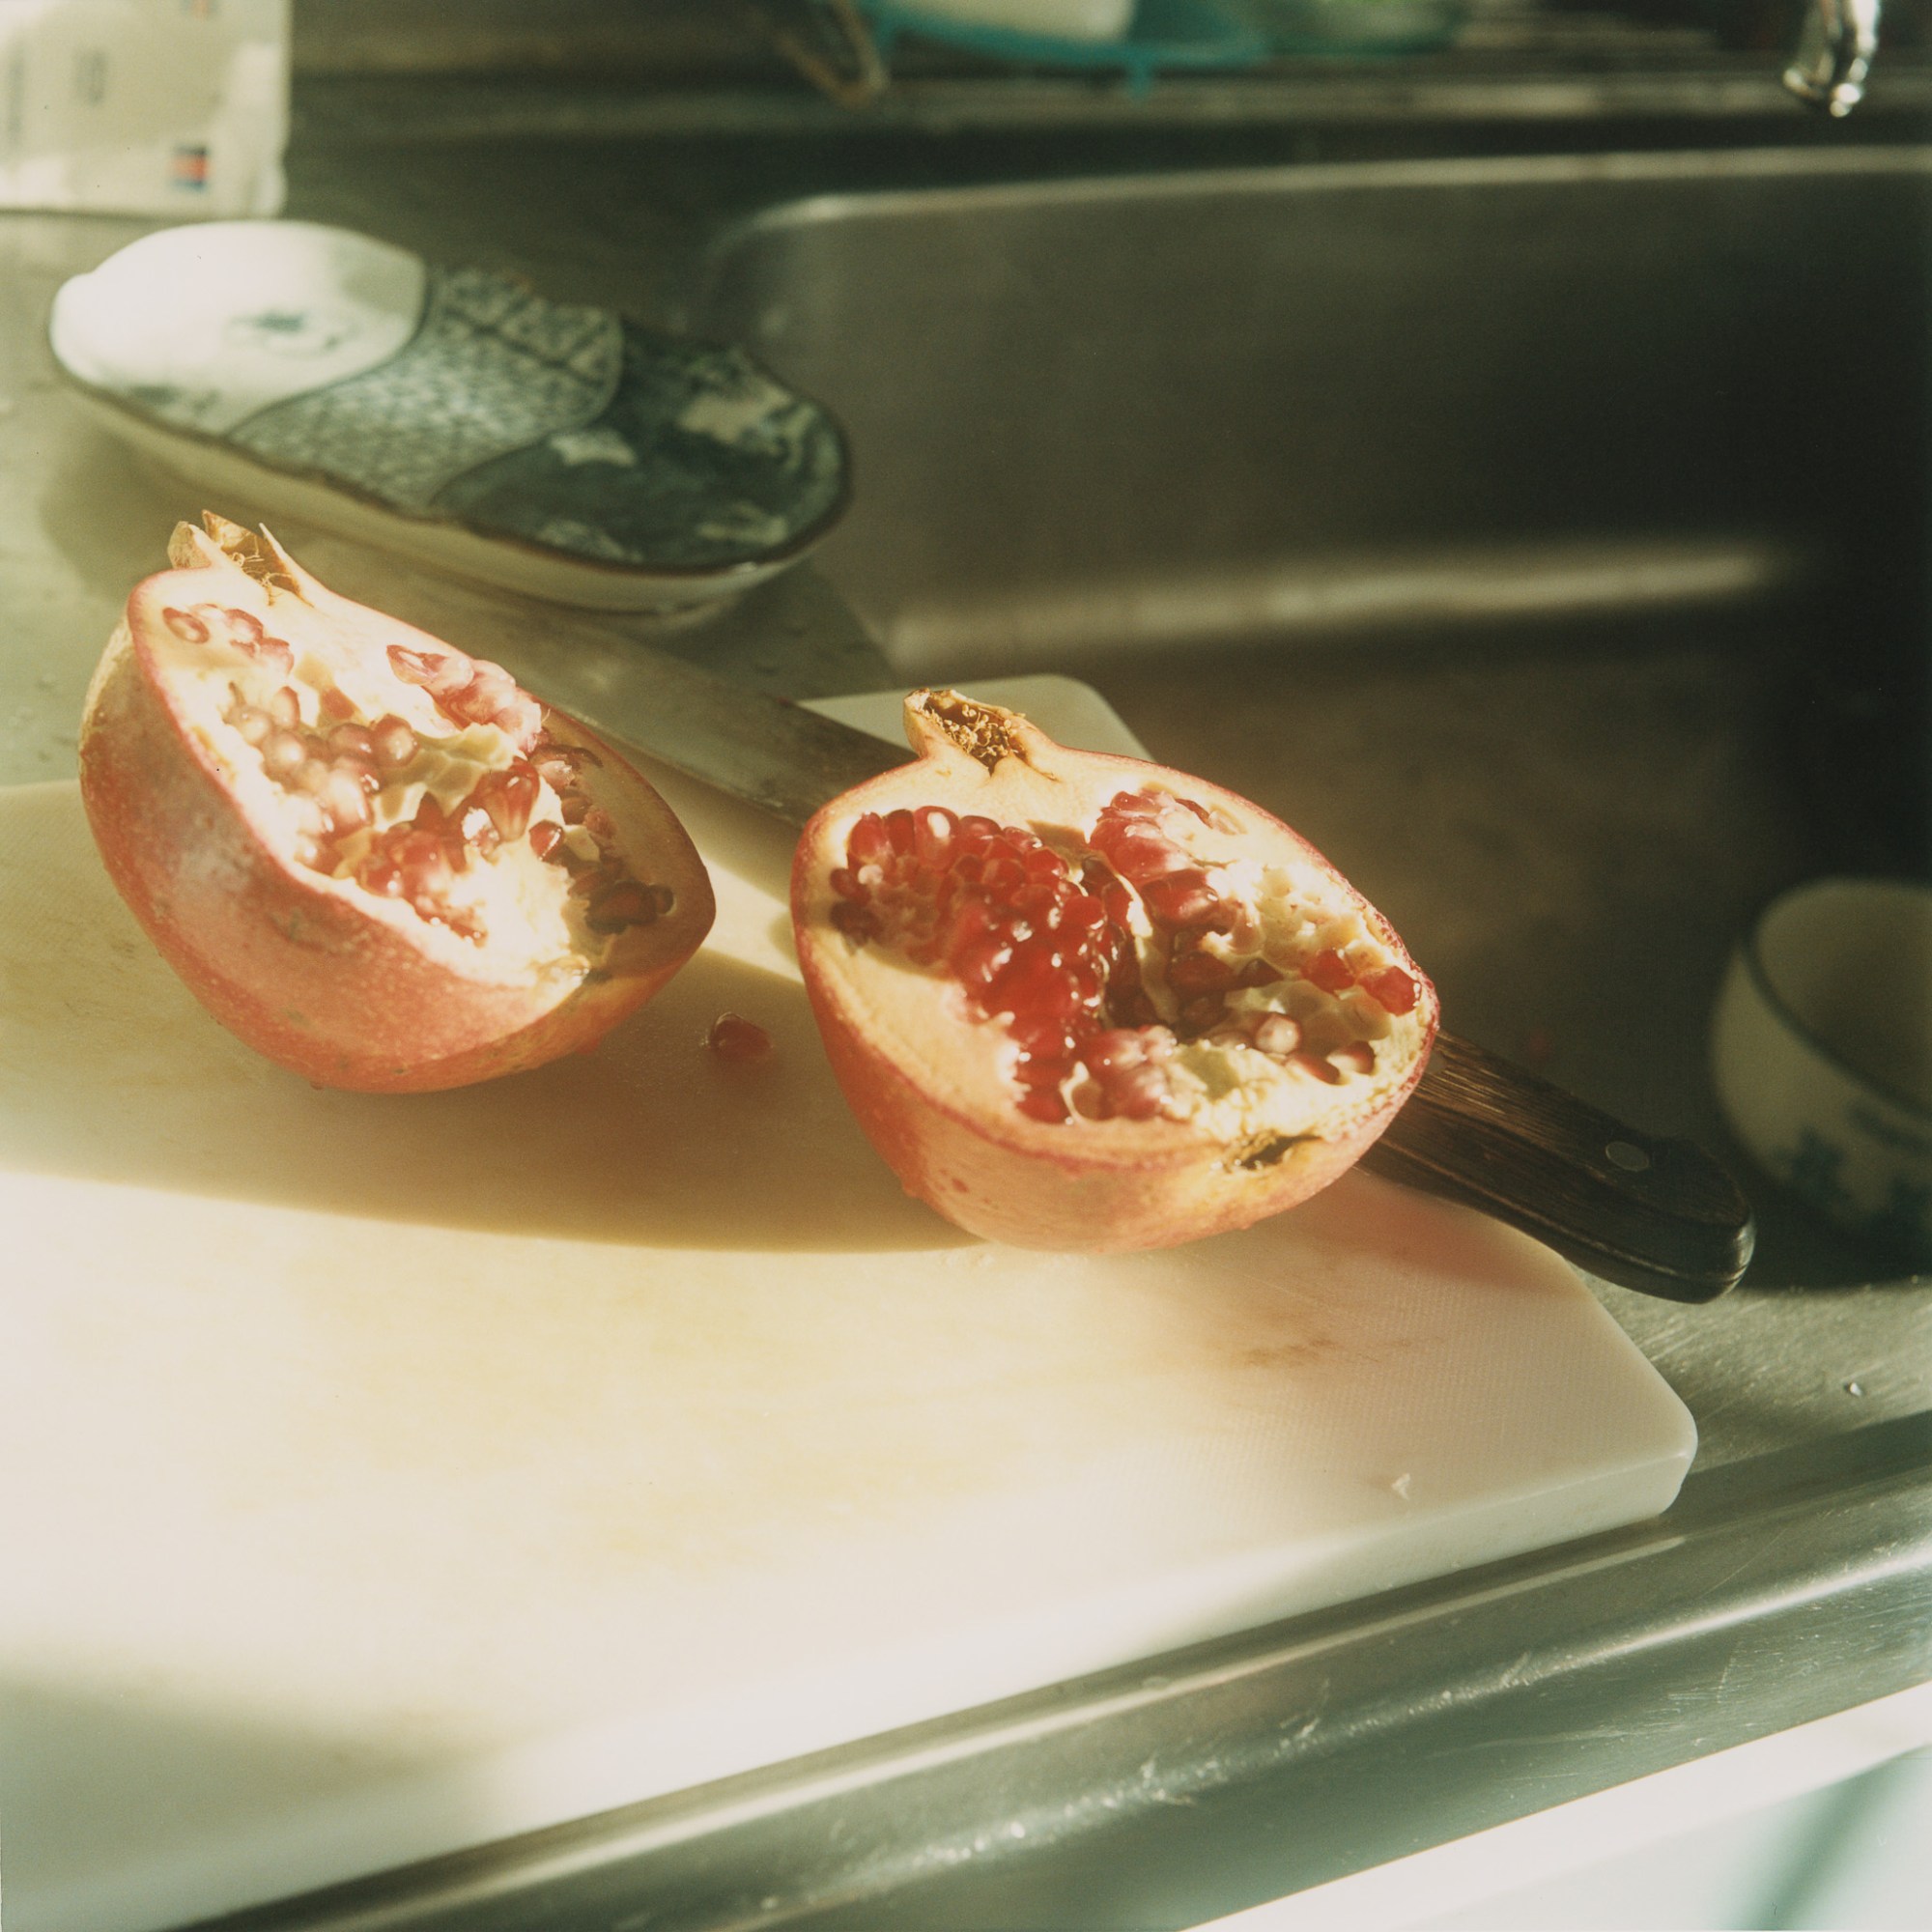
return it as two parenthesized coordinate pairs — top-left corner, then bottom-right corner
(1304, 949), (1356, 994)
(528, 821), (564, 858)
(162, 606), (210, 642)
(1360, 965), (1418, 1015)
(707, 1012), (773, 1061)
(1335, 1040), (1377, 1075)
(1292, 1050), (1345, 1085)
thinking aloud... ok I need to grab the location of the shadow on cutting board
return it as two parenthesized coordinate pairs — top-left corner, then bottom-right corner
(0, 781), (965, 1254)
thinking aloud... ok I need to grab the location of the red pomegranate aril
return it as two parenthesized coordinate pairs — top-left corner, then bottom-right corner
(162, 606), (210, 642)
(268, 685), (301, 730)
(293, 755), (331, 796)
(262, 729), (305, 780)
(318, 684), (355, 722)
(327, 723), (377, 762)
(913, 807), (959, 868)
(1167, 950), (1239, 996)
(1292, 1050), (1345, 1085)
(707, 1011), (774, 1061)
(1360, 964), (1419, 1015)
(1336, 1040), (1377, 1074)
(369, 715), (417, 770)
(322, 768), (372, 832)
(388, 644), (473, 701)
(1305, 949), (1356, 994)
(528, 821), (563, 859)
(231, 704), (270, 747)
(1017, 1088), (1069, 1123)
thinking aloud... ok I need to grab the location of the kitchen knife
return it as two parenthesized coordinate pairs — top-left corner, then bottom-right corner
(302, 547), (1756, 1303)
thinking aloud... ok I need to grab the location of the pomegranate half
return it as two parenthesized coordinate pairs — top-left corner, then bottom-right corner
(792, 690), (1438, 1250)
(79, 515), (714, 1092)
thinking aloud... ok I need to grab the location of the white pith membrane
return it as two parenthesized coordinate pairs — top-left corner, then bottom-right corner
(141, 540), (671, 988)
(817, 779), (1429, 1161)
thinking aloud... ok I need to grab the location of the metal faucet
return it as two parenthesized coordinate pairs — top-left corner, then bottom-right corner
(1784, 0), (1881, 115)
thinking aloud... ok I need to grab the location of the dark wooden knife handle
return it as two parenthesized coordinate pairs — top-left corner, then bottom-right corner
(1363, 1032), (1755, 1301)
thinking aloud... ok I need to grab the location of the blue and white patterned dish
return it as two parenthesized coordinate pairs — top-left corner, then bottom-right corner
(1712, 877), (1932, 1265)
(48, 222), (850, 611)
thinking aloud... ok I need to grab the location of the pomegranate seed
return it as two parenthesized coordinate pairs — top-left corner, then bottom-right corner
(262, 729), (306, 780)
(707, 1012), (774, 1062)
(1336, 1040), (1377, 1074)
(1017, 1088), (1069, 1123)
(294, 756), (331, 795)
(230, 705), (271, 747)
(560, 792), (590, 825)
(1167, 951), (1238, 996)
(912, 808), (958, 868)
(584, 879), (674, 933)
(1305, 949), (1356, 994)
(370, 715), (417, 770)
(478, 762), (538, 839)
(1292, 1051), (1345, 1085)
(1253, 1014), (1302, 1058)
(322, 767), (371, 831)
(162, 606), (210, 643)
(528, 821), (563, 858)
(266, 686), (300, 730)
(328, 724), (377, 761)
(387, 644), (473, 698)
(318, 685), (355, 722)
(1360, 965), (1418, 1016)
(413, 792), (448, 834)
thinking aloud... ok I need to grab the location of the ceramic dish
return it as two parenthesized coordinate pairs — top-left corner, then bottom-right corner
(1711, 876), (1932, 1264)
(49, 222), (850, 611)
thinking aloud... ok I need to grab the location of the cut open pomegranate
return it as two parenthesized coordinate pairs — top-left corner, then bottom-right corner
(792, 690), (1438, 1250)
(80, 515), (714, 1091)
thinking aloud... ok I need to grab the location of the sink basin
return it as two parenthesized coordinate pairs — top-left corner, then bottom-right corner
(688, 147), (1932, 1284)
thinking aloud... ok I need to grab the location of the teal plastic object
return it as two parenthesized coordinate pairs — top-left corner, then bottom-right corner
(864, 0), (1269, 95)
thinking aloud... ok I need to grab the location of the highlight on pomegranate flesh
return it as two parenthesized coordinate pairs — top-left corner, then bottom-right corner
(79, 514), (714, 1092)
(791, 690), (1438, 1251)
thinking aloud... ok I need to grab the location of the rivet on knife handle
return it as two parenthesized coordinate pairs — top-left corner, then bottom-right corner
(1363, 1032), (1755, 1302)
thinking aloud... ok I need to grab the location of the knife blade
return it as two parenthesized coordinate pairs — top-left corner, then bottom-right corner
(298, 545), (1755, 1302)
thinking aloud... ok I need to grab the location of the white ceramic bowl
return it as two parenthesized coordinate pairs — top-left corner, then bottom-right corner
(1712, 877), (1932, 1264)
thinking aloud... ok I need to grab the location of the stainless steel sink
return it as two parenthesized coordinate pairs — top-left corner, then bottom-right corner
(686, 146), (1932, 1288)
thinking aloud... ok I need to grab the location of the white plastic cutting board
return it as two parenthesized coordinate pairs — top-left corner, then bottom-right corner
(0, 679), (1695, 1932)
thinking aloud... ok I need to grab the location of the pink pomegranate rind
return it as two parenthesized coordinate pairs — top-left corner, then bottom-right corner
(791, 690), (1437, 1251)
(79, 517), (714, 1092)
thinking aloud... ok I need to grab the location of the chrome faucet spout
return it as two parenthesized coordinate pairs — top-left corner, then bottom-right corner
(1783, 0), (1881, 115)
